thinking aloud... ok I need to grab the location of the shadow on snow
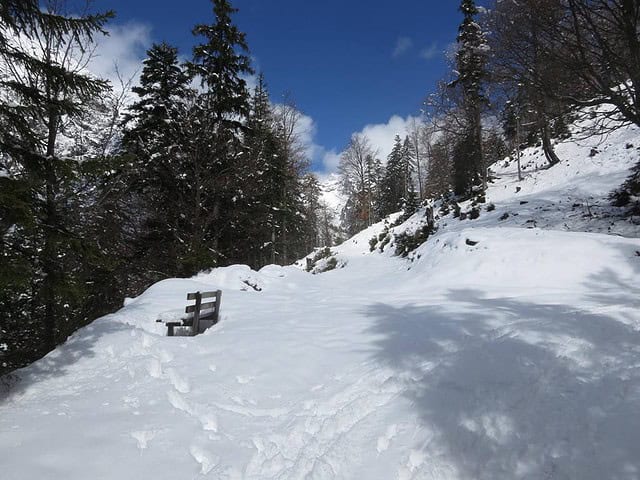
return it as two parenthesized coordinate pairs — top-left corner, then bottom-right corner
(365, 270), (640, 479)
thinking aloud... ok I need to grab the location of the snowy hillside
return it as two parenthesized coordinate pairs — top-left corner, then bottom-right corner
(1, 124), (640, 479)
(318, 173), (346, 216)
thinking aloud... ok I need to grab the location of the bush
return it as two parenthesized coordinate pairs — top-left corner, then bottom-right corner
(379, 234), (391, 252)
(453, 203), (461, 218)
(324, 257), (338, 271)
(369, 236), (378, 252)
(305, 246), (333, 272)
(611, 160), (640, 215)
(394, 224), (436, 257)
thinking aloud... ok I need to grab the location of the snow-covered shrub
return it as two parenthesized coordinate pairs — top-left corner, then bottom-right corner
(394, 224), (437, 258)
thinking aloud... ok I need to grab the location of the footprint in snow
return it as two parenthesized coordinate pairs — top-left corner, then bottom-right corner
(122, 395), (140, 409)
(200, 413), (218, 432)
(189, 445), (217, 475)
(140, 333), (154, 349)
(130, 430), (156, 452)
(376, 424), (399, 453)
(156, 349), (173, 363)
(398, 449), (427, 480)
(167, 390), (192, 415)
(147, 358), (163, 378)
(167, 368), (190, 393)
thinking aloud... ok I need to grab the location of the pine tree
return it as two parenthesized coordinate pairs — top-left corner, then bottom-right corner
(121, 42), (193, 282)
(0, 1), (113, 373)
(454, 0), (488, 195)
(183, 0), (253, 272)
(379, 135), (412, 217)
(240, 74), (288, 266)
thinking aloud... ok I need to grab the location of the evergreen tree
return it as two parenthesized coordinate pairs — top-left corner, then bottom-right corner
(298, 173), (323, 251)
(379, 135), (412, 217)
(0, 1), (113, 373)
(240, 74), (287, 266)
(121, 42), (193, 282)
(184, 0), (253, 272)
(453, 0), (488, 195)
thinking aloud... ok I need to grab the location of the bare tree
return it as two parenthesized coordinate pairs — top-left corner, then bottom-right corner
(338, 133), (379, 232)
(407, 117), (426, 199)
(559, 0), (640, 127)
(488, 0), (567, 167)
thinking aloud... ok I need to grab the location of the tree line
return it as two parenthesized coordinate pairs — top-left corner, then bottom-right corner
(0, 0), (335, 375)
(337, 0), (640, 233)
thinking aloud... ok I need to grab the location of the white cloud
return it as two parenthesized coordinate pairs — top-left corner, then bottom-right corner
(392, 36), (413, 58)
(289, 114), (343, 174)
(320, 150), (342, 172)
(89, 22), (153, 88)
(242, 72), (259, 93)
(294, 111), (318, 159)
(360, 114), (421, 161)
(313, 114), (422, 175)
(420, 42), (440, 61)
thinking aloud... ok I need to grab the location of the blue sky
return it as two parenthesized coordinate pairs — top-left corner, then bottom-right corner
(91, 0), (469, 171)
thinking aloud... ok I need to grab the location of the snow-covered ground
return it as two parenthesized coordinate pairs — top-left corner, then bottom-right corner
(1, 123), (640, 479)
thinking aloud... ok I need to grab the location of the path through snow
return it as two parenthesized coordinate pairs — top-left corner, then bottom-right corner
(1, 227), (639, 479)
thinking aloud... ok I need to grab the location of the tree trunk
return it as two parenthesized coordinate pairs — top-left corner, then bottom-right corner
(541, 116), (560, 166)
(42, 108), (59, 352)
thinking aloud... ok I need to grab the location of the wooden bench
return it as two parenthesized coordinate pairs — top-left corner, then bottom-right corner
(163, 290), (222, 337)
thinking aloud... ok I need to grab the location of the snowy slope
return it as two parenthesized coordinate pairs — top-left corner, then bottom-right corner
(318, 172), (347, 235)
(2, 124), (640, 479)
(318, 173), (346, 215)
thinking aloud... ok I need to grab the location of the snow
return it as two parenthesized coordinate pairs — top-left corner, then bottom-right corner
(318, 173), (346, 213)
(318, 172), (347, 230)
(1, 122), (640, 478)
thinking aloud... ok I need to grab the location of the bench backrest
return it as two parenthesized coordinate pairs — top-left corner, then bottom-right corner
(185, 290), (222, 334)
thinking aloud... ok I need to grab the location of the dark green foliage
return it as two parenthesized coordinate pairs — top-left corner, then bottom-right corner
(469, 207), (480, 220)
(452, 134), (479, 198)
(305, 246), (334, 272)
(379, 234), (391, 252)
(324, 256), (338, 271)
(0, 1), (116, 374)
(189, 0), (253, 129)
(379, 135), (413, 217)
(610, 160), (640, 215)
(121, 42), (193, 283)
(400, 187), (420, 222)
(394, 224), (436, 258)
(369, 236), (379, 252)
(452, 0), (488, 195)
(235, 74), (311, 268)
(453, 202), (461, 218)
(180, 0), (253, 272)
